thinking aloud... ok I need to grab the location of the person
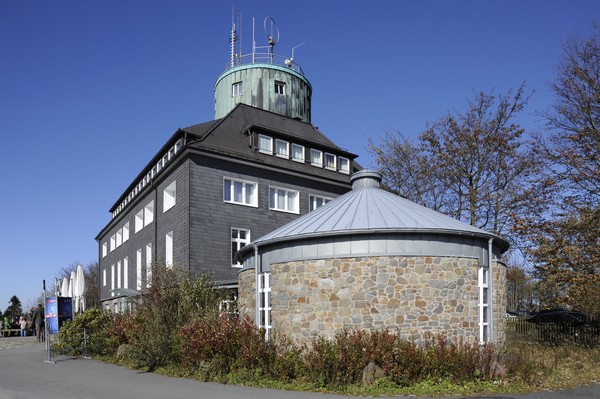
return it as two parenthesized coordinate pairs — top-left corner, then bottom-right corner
(19, 316), (27, 337)
(31, 304), (45, 343)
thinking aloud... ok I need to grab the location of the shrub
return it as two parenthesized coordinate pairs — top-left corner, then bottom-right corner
(54, 308), (116, 356)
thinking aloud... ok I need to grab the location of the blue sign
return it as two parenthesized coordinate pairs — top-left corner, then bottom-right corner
(45, 297), (73, 335)
(46, 297), (58, 335)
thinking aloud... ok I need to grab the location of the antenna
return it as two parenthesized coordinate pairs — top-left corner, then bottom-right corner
(230, 9), (241, 68)
(264, 16), (279, 63)
(285, 42), (305, 68)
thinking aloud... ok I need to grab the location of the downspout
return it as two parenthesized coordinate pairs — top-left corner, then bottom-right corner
(488, 238), (494, 343)
(254, 245), (260, 325)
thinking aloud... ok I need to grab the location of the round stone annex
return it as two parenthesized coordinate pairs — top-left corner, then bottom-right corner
(237, 170), (509, 346)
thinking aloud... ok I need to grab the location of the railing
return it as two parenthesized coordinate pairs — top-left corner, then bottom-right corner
(223, 52), (305, 75)
(506, 318), (600, 346)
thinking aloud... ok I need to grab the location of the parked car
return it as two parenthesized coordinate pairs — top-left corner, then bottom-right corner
(527, 309), (587, 324)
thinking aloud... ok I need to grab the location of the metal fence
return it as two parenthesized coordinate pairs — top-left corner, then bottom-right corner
(506, 318), (600, 346)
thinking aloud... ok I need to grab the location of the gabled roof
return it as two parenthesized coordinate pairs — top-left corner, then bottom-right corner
(239, 170), (510, 255)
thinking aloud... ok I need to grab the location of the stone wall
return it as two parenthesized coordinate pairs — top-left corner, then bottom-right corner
(238, 255), (507, 347)
(238, 269), (256, 321)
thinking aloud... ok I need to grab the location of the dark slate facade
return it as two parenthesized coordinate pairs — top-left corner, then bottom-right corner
(96, 103), (360, 311)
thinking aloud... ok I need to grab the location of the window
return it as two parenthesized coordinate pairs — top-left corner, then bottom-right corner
(144, 201), (154, 227)
(478, 267), (490, 344)
(324, 153), (336, 170)
(117, 261), (122, 289)
(232, 81), (243, 96)
(163, 181), (176, 212)
(274, 81), (286, 95)
(269, 186), (299, 213)
(165, 231), (173, 267)
(136, 249), (142, 291)
(292, 143), (305, 162)
(102, 242), (107, 258)
(231, 228), (250, 267)
(123, 222), (129, 242)
(102, 268), (106, 287)
(116, 229), (123, 247)
(258, 272), (272, 339)
(311, 149), (323, 167)
(123, 257), (129, 289)
(146, 244), (152, 288)
(223, 178), (257, 207)
(111, 264), (115, 296)
(258, 134), (273, 154)
(309, 194), (332, 211)
(339, 157), (350, 174)
(135, 210), (143, 233)
(110, 234), (116, 252)
(275, 139), (289, 158)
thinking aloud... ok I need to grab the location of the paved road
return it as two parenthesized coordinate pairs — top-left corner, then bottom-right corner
(0, 336), (598, 399)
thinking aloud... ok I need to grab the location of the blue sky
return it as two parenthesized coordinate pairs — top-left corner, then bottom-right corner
(1, 1), (597, 308)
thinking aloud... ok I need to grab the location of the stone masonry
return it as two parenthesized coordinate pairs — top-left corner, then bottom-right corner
(239, 255), (507, 346)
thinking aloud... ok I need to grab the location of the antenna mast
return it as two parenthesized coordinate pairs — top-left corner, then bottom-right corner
(230, 9), (241, 68)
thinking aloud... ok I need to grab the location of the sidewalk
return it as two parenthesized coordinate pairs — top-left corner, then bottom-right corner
(0, 337), (598, 399)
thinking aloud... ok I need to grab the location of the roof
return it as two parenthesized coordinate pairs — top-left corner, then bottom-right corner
(239, 170), (510, 255)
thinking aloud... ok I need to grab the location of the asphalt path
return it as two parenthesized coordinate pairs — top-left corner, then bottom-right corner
(0, 336), (598, 399)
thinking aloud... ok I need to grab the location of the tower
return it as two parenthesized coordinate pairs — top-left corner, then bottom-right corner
(214, 15), (312, 123)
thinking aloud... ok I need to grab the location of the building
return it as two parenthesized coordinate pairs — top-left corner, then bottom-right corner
(237, 170), (509, 346)
(95, 18), (360, 312)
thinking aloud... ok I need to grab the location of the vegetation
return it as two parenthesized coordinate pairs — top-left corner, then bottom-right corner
(370, 25), (600, 317)
(53, 267), (599, 397)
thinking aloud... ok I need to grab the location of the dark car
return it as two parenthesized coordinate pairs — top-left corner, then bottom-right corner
(527, 309), (587, 324)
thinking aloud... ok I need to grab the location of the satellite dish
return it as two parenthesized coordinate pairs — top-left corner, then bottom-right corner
(264, 16), (279, 46)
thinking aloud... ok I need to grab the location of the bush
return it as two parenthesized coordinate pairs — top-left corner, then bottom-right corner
(54, 308), (116, 356)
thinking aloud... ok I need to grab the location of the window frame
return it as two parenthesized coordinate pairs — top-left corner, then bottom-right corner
(310, 149), (323, 167)
(231, 228), (250, 268)
(339, 156), (350, 174)
(163, 180), (176, 213)
(223, 177), (258, 207)
(232, 81), (243, 96)
(258, 134), (273, 154)
(291, 143), (305, 163)
(274, 81), (286, 95)
(275, 139), (289, 159)
(269, 186), (300, 214)
(258, 272), (272, 339)
(165, 231), (173, 268)
(309, 194), (333, 212)
(324, 152), (337, 171)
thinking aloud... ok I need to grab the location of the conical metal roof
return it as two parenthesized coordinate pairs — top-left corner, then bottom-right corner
(243, 170), (509, 253)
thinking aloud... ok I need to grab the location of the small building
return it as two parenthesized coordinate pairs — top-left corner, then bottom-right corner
(237, 170), (509, 346)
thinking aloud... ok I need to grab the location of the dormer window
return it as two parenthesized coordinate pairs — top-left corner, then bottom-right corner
(324, 153), (336, 170)
(310, 149), (323, 167)
(258, 134), (273, 154)
(339, 157), (350, 174)
(275, 139), (289, 158)
(274, 81), (286, 95)
(292, 144), (305, 162)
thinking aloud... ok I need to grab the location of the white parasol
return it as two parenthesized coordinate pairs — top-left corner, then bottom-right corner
(75, 265), (86, 313)
(69, 271), (76, 298)
(61, 277), (69, 297)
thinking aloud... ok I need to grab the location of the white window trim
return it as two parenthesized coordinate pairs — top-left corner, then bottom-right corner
(165, 231), (173, 268)
(223, 177), (258, 207)
(311, 149), (323, 167)
(275, 139), (289, 159)
(257, 272), (272, 339)
(269, 186), (300, 214)
(136, 249), (142, 291)
(292, 143), (305, 163)
(258, 134), (273, 155)
(274, 81), (286, 95)
(146, 243), (152, 288)
(102, 242), (107, 258)
(163, 180), (177, 213)
(231, 228), (250, 268)
(123, 256), (129, 290)
(339, 156), (350, 174)
(232, 81), (243, 96)
(478, 266), (490, 344)
(324, 152), (337, 171)
(309, 194), (333, 212)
